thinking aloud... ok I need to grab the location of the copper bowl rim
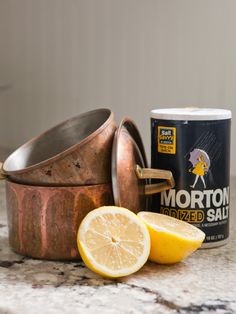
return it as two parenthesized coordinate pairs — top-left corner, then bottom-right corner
(3, 108), (114, 176)
(111, 117), (148, 206)
(6, 179), (111, 190)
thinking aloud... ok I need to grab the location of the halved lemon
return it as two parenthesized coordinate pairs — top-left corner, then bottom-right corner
(137, 212), (205, 264)
(77, 206), (150, 278)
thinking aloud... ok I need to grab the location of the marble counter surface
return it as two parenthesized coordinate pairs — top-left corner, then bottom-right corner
(0, 180), (236, 314)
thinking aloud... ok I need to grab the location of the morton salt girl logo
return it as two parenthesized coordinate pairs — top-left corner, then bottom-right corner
(189, 149), (210, 189)
(160, 145), (229, 225)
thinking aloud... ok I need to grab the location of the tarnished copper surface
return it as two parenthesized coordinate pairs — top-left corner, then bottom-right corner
(2, 109), (116, 186)
(112, 118), (148, 213)
(112, 118), (175, 213)
(6, 180), (114, 260)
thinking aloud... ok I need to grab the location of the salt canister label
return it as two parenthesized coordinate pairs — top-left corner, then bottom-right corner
(151, 108), (232, 248)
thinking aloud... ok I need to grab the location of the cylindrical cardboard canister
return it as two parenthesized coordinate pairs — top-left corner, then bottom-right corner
(151, 107), (232, 248)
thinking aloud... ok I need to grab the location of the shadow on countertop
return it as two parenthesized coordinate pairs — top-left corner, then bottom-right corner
(0, 231), (187, 289)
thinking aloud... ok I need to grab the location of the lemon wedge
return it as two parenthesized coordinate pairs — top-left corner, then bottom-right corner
(77, 206), (150, 278)
(137, 212), (205, 264)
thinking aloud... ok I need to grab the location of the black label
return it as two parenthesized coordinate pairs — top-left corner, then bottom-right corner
(151, 118), (231, 244)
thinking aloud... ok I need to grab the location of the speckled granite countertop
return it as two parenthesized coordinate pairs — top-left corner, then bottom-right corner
(0, 179), (236, 314)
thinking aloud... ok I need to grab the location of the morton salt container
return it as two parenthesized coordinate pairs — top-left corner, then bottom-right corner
(151, 107), (232, 248)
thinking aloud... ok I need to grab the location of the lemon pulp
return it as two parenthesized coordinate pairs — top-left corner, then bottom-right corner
(77, 206), (150, 278)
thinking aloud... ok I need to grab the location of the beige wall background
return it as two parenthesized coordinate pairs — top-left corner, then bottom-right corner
(0, 0), (235, 173)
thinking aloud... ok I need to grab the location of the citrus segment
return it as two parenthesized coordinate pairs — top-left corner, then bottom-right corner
(77, 206), (150, 278)
(137, 212), (205, 264)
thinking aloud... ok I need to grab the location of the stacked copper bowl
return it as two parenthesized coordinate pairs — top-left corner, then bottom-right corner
(0, 109), (116, 260)
(1, 108), (174, 260)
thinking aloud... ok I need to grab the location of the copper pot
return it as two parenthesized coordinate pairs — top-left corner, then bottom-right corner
(6, 180), (113, 260)
(3, 115), (175, 262)
(1, 109), (116, 186)
(112, 118), (175, 213)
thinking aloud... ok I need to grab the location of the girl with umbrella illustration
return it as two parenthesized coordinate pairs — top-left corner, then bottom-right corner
(189, 149), (210, 189)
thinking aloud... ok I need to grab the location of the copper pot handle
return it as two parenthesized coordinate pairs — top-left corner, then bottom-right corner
(0, 162), (6, 180)
(135, 165), (175, 195)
